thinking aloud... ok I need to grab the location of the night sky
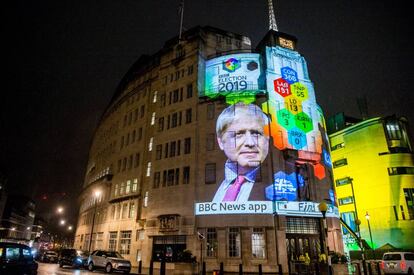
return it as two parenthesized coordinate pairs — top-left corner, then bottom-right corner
(2, 1), (413, 225)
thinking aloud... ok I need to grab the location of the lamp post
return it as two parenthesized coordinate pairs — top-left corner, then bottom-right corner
(88, 190), (101, 252)
(365, 212), (374, 250)
(318, 201), (330, 275)
(355, 219), (367, 275)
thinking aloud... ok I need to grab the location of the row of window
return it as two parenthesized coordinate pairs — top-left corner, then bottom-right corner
(157, 109), (192, 131)
(113, 179), (139, 197)
(120, 128), (143, 149)
(110, 201), (136, 221)
(155, 138), (191, 160)
(123, 105), (145, 128)
(162, 66), (194, 85)
(153, 166), (190, 188)
(117, 153), (141, 172)
(204, 227), (266, 259)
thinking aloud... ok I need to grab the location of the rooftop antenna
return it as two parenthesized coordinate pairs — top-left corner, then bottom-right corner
(178, 0), (185, 41)
(268, 0), (279, 31)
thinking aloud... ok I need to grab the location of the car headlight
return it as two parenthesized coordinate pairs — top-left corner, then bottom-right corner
(76, 257), (83, 263)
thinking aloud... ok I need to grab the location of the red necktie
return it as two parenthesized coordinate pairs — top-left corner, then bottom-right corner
(223, 175), (245, 201)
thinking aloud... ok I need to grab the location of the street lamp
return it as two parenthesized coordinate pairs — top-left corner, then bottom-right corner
(60, 219), (66, 225)
(68, 226), (73, 231)
(88, 189), (101, 252)
(57, 207), (64, 214)
(318, 201), (330, 274)
(365, 212), (374, 250)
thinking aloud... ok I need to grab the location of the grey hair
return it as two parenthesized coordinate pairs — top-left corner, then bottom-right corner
(216, 103), (269, 138)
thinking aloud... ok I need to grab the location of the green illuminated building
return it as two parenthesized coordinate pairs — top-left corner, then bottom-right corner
(328, 113), (414, 252)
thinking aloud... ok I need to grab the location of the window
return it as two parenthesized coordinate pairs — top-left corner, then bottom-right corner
(126, 133), (130, 146)
(206, 228), (217, 257)
(401, 205), (406, 220)
(148, 137), (153, 151)
(132, 130), (136, 143)
(151, 112), (156, 125)
(183, 166), (190, 184)
(132, 178), (138, 192)
(153, 91), (158, 103)
(160, 93), (166, 107)
(146, 162), (152, 177)
(172, 113), (178, 128)
(386, 121), (402, 140)
(134, 153), (140, 167)
(206, 134), (215, 151)
(388, 167), (414, 176)
(128, 155), (133, 169)
(129, 202), (135, 219)
(173, 89), (179, 103)
(185, 108), (192, 124)
(122, 203), (128, 219)
(252, 228), (266, 259)
(120, 182), (125, 195)
(184, 137), (191, 154)
(228, 228), (241, 257)
(126, 180), (131, 194)
(286, 217), (319, 234)
(341, 212), (357, 234)
(120, 136), (124, 149)
(137, 230), (145, 241)
(138, 127), (143, 140)
(153, 172), (161, 188)
(117, 160), (121, 173)
(5, 247), (20, 261)
(187, 65), (194, 76)
(167, 169), (175, 186)
(333, 158), (348, 168)
(404, 188), (414, 220)
(140, 105), (145, 118)
(119, 231), (132, 255)
(114, 184), (118, 196)
(335, 177), (352, 186)
(156, 145), (162, 160)
(331, 142), (345, 151)
(170, 141), (176, 157)
(109, 232), (118, 251)
(186, 83), (193, 98)
(338, 196), (354, 205)
(158, 117), (164, 131)
(205, 163), (216, 184)
(175, 168), (180, 185)
(207, 104), (215, 120)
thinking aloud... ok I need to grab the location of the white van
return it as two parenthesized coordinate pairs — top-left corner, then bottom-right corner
(381, 252), (414, 274)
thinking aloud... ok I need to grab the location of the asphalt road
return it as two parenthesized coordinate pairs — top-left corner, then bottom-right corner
(37, 262), (107, 275)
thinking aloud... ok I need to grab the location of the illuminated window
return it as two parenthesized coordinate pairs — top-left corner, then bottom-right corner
(333, 158), (348, 168)
(108, 232), (117, 251)
(338, 196), (354, 205)
(120, 182), (125, 195)
(206, 228), (217, 257)
(205, 163), (216, 184)
(252, 228), (266, 259)
(386, 121), (402, 140)
(129, 202), (135, 218)
(183, 166), (190, 184)
(144, 191), (148, 207)
(126, 180), (131, 194)
(146, 162), (151, 177)
(148, 137), (153, 151)
(151, 112), (156, 125)
(137, 230), (144, 241)
(388, 167), (414, 176)
(228, 228), (241, 257)
(335, 177), (352, 186)
(153, 91), (158, 103)
(132, 179), (138, 192)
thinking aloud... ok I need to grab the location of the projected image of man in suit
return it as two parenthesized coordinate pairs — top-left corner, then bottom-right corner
(212, 103), (270, 202)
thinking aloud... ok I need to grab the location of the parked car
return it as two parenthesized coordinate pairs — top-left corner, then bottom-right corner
(0, 242), (38, 275)
(41, 250), (58, 263)
(88, 250), (131, 274)
(381, 251), (414, 275)
(58, 248), (89, 268)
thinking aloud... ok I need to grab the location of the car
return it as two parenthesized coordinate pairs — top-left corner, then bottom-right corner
(58, 248), (89, 269)
(40, 250), (59, 263)
(88, 250), (131, 274)
(381, 251), (414, 275)
(0, 242), (38, 275)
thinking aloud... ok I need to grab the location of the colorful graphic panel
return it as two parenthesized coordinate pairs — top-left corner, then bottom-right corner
(203, 53), (264, 100)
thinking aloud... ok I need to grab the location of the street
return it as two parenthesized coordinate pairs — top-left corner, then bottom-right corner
(37, 262), (108, 275)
